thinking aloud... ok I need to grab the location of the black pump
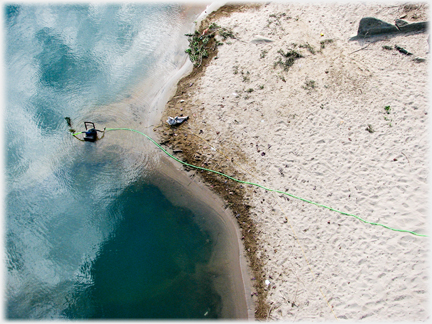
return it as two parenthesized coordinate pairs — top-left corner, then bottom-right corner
(70, 120), (106, 142)
(83, 122), (98, 142)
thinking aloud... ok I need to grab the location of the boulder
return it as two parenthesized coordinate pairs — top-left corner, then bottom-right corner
(350, 17), (428, 40)
(357, 17), (399, 36)
(398, 21), (428, 33)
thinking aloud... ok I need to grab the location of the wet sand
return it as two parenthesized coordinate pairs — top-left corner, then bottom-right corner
(156, 2), (429, 321)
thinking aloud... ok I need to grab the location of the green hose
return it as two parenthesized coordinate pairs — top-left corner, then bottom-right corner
(102, 127), (427, 238)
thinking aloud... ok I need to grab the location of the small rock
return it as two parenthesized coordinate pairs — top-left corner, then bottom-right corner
(395, 45), (413, 55)
(413, 57), (426, 63)
(261, 152), (266, 156)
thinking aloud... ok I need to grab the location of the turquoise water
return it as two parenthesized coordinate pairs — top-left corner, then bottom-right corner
(4, 3), (244, 319)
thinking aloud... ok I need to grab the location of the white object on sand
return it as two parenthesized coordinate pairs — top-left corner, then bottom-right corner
(167, 116), (189, 126)
(251, 35), (274, 43)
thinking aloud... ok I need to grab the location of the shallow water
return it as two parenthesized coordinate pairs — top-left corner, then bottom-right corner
(4, 3), (249, 319)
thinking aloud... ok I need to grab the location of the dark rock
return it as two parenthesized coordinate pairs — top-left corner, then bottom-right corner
(350, 17), (428, 40)
(398, 21), (428, 33)
(357, 17), (399, 36)
(395, 19), (409, 28)
(395, 45), (413, 55)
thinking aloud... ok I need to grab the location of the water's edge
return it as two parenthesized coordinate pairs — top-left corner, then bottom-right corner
(140, 2), (254, 319)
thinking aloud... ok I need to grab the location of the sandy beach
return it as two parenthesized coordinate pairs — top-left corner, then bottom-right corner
(157, 2), (429, 320)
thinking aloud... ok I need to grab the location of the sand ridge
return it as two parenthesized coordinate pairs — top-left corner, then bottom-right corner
(157, 2), (429, 320)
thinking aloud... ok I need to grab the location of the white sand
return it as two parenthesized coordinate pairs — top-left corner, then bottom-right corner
(161, 2), (429, 320)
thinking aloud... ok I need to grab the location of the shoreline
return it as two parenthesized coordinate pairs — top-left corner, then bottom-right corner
(156, 1), (429, 321)
(156, 3), (271, 318)
(146, 3), (258, 319)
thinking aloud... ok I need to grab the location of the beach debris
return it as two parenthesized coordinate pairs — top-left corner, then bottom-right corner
(167, 116), (189, 126)
(350, 17), (428, 40)
(395, 45), (413, 55)
(265, 279), (271, 286)
(64, 117), (72, 127)
(251, 35), (274, 43)
(64, 117), (76, 133)
(412, 57), (426, 63)
(366, 124), (375, 133)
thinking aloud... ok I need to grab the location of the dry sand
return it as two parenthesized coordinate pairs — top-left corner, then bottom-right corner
(157, 2), (429, 320)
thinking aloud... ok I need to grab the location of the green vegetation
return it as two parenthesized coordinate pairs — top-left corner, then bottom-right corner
(184, 30), (212, 67)
(384, 105), (391, 114)
(184, 24), (235, 68)
(320, 39), (334, 49)
(382, 45), (393, 50)
(299, 42), (316, 54)
(218, 27), (236, 40)
(302, 79), (316, 90)
(274, 49), (303, 71)
(266, 12), (288, 28)
(241, 70), (250, 82)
